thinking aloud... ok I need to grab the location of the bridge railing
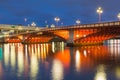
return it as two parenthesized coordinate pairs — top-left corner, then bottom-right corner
(0, 24), (43, 31)
(71, 21), (120, 28)
(40, 21), (120, 31)
(0, 21), (120, 32)
(48, 21), (120, 30)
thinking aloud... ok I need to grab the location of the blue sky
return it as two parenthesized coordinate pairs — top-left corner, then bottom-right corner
(0, 0), (120, 27)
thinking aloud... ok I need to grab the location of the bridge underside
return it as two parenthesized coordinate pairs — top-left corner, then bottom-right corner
(6, 31), (67, 43)
(5, 25), (120, 45)
(75, 26), (120, 45)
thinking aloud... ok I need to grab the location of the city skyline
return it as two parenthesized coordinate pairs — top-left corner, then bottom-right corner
(0, 0), (120, 27)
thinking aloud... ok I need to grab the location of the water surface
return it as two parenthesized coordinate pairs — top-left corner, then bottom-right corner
(0, 42), (120, 80)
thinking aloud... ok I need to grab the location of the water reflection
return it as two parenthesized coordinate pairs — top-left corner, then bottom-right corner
(1, 41), (120, 80)
(10, 44), (16, 70)
(51, 59), (64, 80)
(115, 66), (120, 79)
(30, 51), (38, 80)
(75, 50), (81, 72)
(52, 42), (65, 53)
(17, 43), (24, 76)
(94, 65), (107, 80)
(83, 50), (87, 57)
(4, 44), (10, 67)
(3, 43), (52, 79)
(54, 49), (70, 69)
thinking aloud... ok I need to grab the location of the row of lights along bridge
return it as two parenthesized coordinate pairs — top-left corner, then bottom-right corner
(26, 7), (120, 27)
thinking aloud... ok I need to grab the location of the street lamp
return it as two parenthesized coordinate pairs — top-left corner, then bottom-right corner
(51, 24), (55, 28)
(45, 20), (49, 28)
(31, 22), (36, 27)
(54, 17), (60, 27)
(117, 13), (120, 21)
(24, 18), (27, 26)
(96, 7), (103, 22)
(76, 19), (80, 25)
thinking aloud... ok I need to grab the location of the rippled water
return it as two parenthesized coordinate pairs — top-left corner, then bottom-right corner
(0, 42), (120, 80)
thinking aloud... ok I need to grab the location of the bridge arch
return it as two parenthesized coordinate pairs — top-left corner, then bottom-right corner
(21, 31), (67, 43)
(48, 36), (66, 42)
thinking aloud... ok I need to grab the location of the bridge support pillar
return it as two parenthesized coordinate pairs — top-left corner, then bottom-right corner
(67, 29), (74, 47)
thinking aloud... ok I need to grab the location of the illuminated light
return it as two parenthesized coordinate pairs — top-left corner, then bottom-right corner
(76, 19), (80, 25)
(41, 44), (44, 59)
(83, 50), (87, 57)
(76, 34), (79, 38)
(114, 40), (117, 44)
(10, 45), (16, 69)
(30, 53), (38, 79)
(18, 26), (23, 30)
(37, 32), (43, 35)
(114, 42), (117, 55)
(96, 7), (103, 22)
(24, 44), (29, 76)
(35, 27), (39, 31)
(75, 50), (81, 72)
(118, 44), (120, 55)
(83, 35), (86, 37)
(110, 40), (113, 44)
(38, 44), (40, 55)
(25, 45), (28, 58)
(118, 40), (120, 43)
(54, 48), (70, 68)
(35, 44), (37, 53)
(42, 44), (47, 59)
(51, 24), (55, 28)
(94, 65), (107, 80)
(31, 44), (34, 54)
(117, 13), (120, 21)
(61, 42), (64, 52)
(18, 35), (23, 40)
(46, 44), (49, 54)
(31, 22), (36, 27)
(52, 42), (55, 53)
(24, 18), (27, 22)
(17, 44), (24, 76)
(4, 44), (10, 66)
(54, 17), (60, 26)
(51, 59), (64, 80)
(109, 40), (116, 56)
(97, 7), (103, 14)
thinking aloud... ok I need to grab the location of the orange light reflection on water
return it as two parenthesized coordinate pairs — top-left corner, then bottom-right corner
(54, 48), (70, 69)
(2, 42), (120, 80)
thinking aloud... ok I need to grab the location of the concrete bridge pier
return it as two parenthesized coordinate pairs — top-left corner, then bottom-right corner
(67, 29), (74, 47)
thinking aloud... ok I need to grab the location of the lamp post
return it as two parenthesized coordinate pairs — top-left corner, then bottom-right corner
(31, 22), (36, 27)
(117, 13), (120, 21)
(96, 7), (103, 22)
(54, 17), (60, 27)
(76, 19), (80, 25)
(24, 18), (27, 26)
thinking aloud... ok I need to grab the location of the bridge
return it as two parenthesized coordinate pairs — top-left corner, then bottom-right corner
(0, 21), (120, 46)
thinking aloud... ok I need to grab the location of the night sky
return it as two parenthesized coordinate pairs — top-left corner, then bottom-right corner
(0, 0), (120, 27)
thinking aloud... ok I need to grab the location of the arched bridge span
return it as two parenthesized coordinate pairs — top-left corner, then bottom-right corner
(5, 21), (120, 45)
